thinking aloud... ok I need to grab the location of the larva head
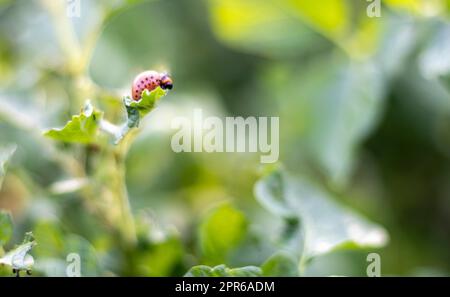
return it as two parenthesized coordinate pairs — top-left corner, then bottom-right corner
(131, 70), (173, 100)
(159, 73), (173, 90)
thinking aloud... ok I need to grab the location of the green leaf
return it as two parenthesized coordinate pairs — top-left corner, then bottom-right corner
(0, 210), (13, 246)
(207, 0), (328, 58)
(44, 101), (103, 144)
(273, 58), (385, 188)
(252, 170), (295, 219)
(252, 170), (303, 256)
(207, 0), (381, 58)
(185, 264), (262, 277)
(261, 251), (299, 276)
(33, 221), (65, 258)
(254, 170), (389, 262)
(124, 87), (167, 118)
(285, 0), (350, 39)
(115, 87), (167, 143)
(199, 203), (247, 265)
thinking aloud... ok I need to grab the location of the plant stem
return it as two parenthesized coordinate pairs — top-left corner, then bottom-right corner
(104, 129), (140, 245)
(111, 148), (137, 245)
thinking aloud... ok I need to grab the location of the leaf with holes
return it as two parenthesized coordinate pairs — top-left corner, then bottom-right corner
(44, 101), (103, 144)
(114, 87), (168, 143)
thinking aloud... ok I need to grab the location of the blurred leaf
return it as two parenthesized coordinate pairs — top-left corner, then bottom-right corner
(65, 234), (100, 276)
(285, 1), (383, 58)
(185, 264), (261, 277)
(373, 14), (418, 77)
(33, 221), (100, 276)
(130, 236), (183, 277)
(207, 0), (382, 58)
(261, 251), (299, 276)
(253, 170), (303, 256)
(0, 144), (15, 189)
(207, 0), (328, 57)
(199, 203), (247, 264)
(344, 16), (381, 59)
(254, 170), (389, 262)
(33, 221), (65, 258)
(385, 0), (448, 17)
(44, 101), (103, 144)
(0, 210), (13, 246)
(252, 170), (294, 219)
(285, 0), (349, 39)
(275, 58), (385, 187)
(418, 22), (450, 84)
(88, 1), (180, 88)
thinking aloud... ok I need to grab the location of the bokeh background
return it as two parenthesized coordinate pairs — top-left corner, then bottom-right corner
(1, 0), (450, 276)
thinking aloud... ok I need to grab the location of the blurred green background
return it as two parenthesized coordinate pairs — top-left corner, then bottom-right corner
(1, 0), (450, 276)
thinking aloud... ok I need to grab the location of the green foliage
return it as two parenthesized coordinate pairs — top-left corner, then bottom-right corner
(285, 0), (349, 38)
(44, 88), (168, 145)
(0, 210), (12, 247)
(130, 238), (183, 276)
(0, 144), (15, 189)
(1, 0), (450, 277)
(185, 264), (262, 277)
(207, 0), (381, 58)
(277, 58), (385, 188)
(130, 217), (184, 277)
(125, 87), (167, 118)
(116, 87), (168, 143)
(255, 169), (389, 262)
(199, 203), (247, 265)
(261, 252), (299, 277)
(33, 221), (100, 276)
(44, 102), (103, 144)
(207, 0), (325, 57)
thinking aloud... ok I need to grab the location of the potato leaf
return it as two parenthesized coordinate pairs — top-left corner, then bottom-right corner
(124, 87), (167, 118)
(115, 87), (167, 143)
(254, 170), (389, 262)
(44, 101), (103, 144)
